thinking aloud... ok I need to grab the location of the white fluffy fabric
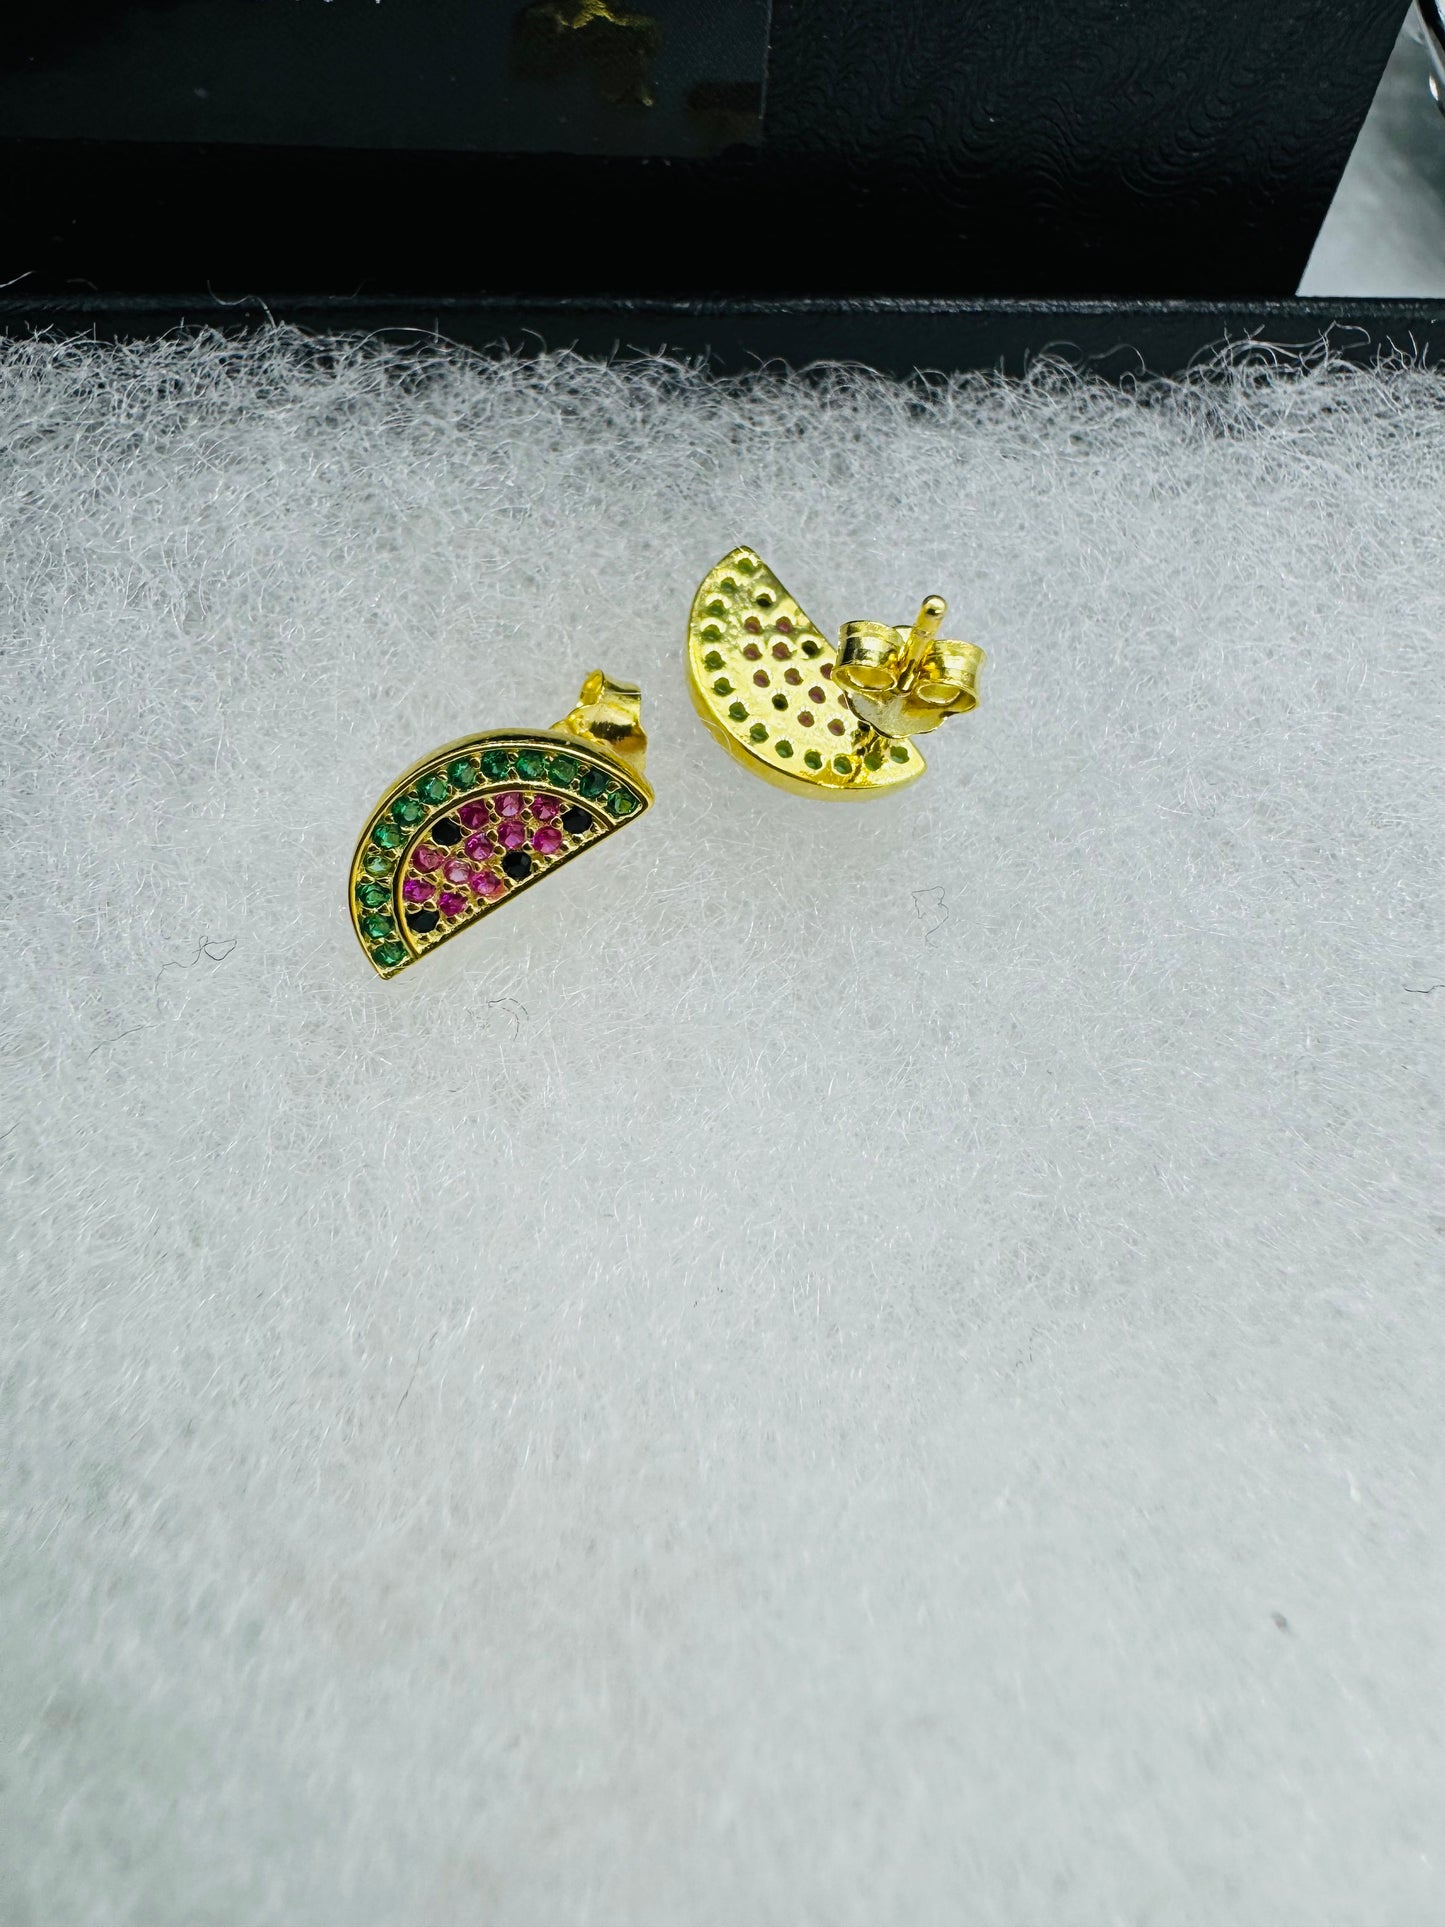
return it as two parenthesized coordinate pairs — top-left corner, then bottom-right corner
(1, 333), (1441, 1926)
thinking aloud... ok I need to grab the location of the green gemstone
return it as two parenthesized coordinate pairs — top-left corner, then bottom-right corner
(727, 702), (748, 722)
(713, 677), (734, 696)
(771, 694), (787, 710)
(706, 598), (727, 616)
(737, 556), (756, 574)
(804, 750), (823, 770)
(701, 623), (722, 643)
(480, 748), (512, 782)
(801, 639), (820, 657)
(776, 740), (795, 758)
(446, 758), (478, 789)
(515, 748), (548, 782)
(548, 753), (580, 786)
(359, 912), (394, 941)
(890, 744), (909, 763)
(371, 820), (403, 849)
(356, 881), (389, 909)
(833, 755), (852, 774)
(417, 772), (450, 806)
(576, 763), (610, 800)
(703, 650), (724, 671)
(749, 723), (768, 743)
(363, 851), (394, 877)
(608, 789), (638, 817)
(392, 795), (426, 827)
(373, 941), (407, 970)
(863, 749), (885, 771)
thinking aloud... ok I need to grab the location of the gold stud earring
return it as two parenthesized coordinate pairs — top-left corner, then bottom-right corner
(349, 671), (652, 978)
(686, 547), (984, 797)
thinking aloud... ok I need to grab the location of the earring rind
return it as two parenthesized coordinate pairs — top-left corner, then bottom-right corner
(685, 548), (927, 798)
(349, 674), (653, 979)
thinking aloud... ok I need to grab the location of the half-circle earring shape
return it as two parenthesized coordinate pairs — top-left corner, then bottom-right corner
(349, 671), (652, 979)
(686, 548), (983, 797)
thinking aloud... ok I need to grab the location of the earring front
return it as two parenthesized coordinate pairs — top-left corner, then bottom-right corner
(349, 671), (652, 978)
(686, 547), (984, 797)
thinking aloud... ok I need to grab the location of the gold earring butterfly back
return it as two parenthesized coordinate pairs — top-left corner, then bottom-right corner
(350, 670), (652, 978)
(686, 548), (984, 797)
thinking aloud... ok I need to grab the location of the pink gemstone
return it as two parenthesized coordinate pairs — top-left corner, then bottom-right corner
(402, 877), (435, 903)
(531, 794), (561, 821)
(457, 799), (490, 830)
(443, 857), (472, 884)
(473, 868), (505, 899)
(438, 890), (468, 918)
(495, 791), (524, 818)
(498, 819), (527, 849)
(532, 824), (564, 856)
(412, 844), (444, 872)
(463, 831), (495, 859)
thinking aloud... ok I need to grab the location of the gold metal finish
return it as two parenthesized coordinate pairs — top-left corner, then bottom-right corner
(349, 671), (652, 980)
(551, 669), (648, 775)
(686, 549), (983, 798)
(836, 595), (984, 738)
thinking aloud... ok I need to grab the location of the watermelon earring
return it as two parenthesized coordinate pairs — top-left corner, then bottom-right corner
(686, 548), (984, 797)
(350, 671), (652, 978)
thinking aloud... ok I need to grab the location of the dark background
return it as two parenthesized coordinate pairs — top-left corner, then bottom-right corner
(0, 0), (1409, 299)
(0, 0), (772, 157)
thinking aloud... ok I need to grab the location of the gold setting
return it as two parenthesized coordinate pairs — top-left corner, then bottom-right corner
(348, 672), (652, 979)
(687, 548), (983, 798)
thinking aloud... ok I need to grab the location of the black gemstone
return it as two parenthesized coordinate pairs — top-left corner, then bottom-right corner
(502, 850), (532, 882)
(430, 816), (463, 846)
(405, 908), (440, 933)
(561, 806), (594, 836)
